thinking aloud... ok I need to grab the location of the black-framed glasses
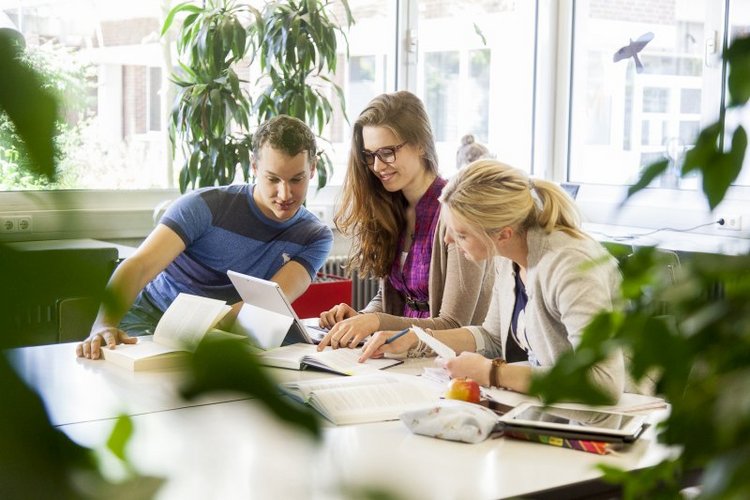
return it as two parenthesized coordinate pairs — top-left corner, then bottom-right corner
(361, 141), (407, 166)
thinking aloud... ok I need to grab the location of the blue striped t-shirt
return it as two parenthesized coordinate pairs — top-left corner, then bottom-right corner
(143, 184), (333, 312)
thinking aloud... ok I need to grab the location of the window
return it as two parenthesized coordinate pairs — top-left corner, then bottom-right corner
(565, 0), (732, 188)
(1, 0), (747, 198)
(326, 0), (397, 185)
(415, 0), (536, 177)
(147, 67), (162, 133)
(1, 1), (169, 190)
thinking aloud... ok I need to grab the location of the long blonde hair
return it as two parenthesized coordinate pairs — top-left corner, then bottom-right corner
(335, 91), (439, 278)
(440, 160), (586, 245)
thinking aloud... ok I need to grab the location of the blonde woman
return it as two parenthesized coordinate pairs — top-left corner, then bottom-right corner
(317, 92), (494, 350)
(360, 160), (625, 400)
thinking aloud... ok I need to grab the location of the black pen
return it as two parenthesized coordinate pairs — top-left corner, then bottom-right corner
(384, 328), (410, 344)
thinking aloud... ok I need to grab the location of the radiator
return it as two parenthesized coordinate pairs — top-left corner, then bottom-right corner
(319, 255), (379, 311)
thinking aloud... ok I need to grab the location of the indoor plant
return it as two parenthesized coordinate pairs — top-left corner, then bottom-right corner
(163, 0), (352, 192)
(162, 0), (259, 191)
(530, 34), (750, 499)
(251, 0), (353, 187)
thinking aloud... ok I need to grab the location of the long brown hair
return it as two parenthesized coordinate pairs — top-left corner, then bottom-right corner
(335, 91), (439, 278)
(440, 160), (586, 247)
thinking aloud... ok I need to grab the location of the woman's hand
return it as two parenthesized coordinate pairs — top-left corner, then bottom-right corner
(358, 329), (419, 362)
(318, 303), (358, 329)
(76, 326), (137, 360)
(442, 352), (493, 386)
(317, 313), (380, 350)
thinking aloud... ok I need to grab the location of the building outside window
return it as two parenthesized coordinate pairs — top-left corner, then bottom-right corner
(567, 0), (748, 189)
(0, 0), (747, 195)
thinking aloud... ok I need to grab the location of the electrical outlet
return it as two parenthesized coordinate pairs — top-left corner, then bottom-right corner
(0, 217), (16, 233)
(16, 215), (32, 232)
(0, 215), (33, 233)
(718, 214), (742, 231)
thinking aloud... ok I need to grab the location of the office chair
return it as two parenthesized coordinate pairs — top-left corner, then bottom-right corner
(0, 244), (118, 346)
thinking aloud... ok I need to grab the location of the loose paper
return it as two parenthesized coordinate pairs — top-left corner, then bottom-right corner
(412, 325), (456, 359)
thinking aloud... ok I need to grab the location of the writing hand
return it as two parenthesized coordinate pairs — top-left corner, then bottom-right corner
(358, 329), (418, 363)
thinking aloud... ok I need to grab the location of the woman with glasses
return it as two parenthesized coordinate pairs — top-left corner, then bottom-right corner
(317, 91), (494, 351)
(359, 159), (625, 401)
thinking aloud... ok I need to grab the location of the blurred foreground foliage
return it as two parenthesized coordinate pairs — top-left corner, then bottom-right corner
(531, 34), (750, 499)
(0, 29), (319, 499)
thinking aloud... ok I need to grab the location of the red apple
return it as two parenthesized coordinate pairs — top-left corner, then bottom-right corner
(445, 377), (481, 404)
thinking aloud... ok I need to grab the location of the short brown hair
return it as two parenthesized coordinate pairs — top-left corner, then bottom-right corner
(252, 115), (317, 161)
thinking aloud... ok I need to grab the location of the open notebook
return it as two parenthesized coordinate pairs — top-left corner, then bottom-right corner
(257, 342), (401, 375)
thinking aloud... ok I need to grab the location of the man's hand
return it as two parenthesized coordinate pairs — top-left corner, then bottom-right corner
(76, 326), (137, 360)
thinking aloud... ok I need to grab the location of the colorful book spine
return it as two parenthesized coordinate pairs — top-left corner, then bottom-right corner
(502, 429), (615, 455)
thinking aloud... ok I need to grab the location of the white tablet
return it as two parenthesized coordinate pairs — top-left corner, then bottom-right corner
(499, 403), (646, 439)
(227, 270), (328, 348)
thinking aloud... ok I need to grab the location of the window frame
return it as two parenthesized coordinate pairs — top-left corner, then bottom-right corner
(3, 0), (750, 244)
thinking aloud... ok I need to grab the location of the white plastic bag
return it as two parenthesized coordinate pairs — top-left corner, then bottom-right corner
(399, 399), (499, 444)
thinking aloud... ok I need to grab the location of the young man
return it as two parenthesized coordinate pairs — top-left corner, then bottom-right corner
(77, 115), (333, 359)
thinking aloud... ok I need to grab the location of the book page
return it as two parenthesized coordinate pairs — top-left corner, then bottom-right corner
(154, 293), (231, 351)
(281, 374), (441, 424)
(281, 374), (399, 402)
(257, 343), (310, 370)
(101, 340), (187, 370)
(304, 347), (401, 375)
(309, 377), (439, 425)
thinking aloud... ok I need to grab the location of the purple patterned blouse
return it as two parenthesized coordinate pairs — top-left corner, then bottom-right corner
(387, 177), (447, 318)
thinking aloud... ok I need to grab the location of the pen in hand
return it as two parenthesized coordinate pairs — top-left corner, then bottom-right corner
(385, 328), (410, 344)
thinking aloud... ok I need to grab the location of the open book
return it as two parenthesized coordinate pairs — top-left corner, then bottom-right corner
(258, 343), (402, 375)
(101, 293), (233, 370)
(280, 374), (442, 425)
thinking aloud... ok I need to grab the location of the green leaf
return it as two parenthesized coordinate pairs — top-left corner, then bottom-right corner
(161, 2), (202, 36)
(726, 35), (750, 106)
(682, 122), (721, 174)
(529, 347), (616, 406)
(0, 32), (59, 180)
(701, 126), (746, 209)
(182, 336), (321, 439)
(105, 415), (134, 462)
(624, 159), (668, 202)
(179, 162), (190, 193)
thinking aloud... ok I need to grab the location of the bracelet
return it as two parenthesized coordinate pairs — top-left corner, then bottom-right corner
(406, 329), (435, 358)
(490, 358), (507, 388)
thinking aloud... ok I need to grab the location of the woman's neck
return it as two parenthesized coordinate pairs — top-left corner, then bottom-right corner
(402, 170), (437, 208)
(501, 230), (529, 270)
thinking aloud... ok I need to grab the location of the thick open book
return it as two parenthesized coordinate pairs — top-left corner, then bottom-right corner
(280, 374), (442, 425)
(101, 293), (232, 370)
(257, 343), (401, 375)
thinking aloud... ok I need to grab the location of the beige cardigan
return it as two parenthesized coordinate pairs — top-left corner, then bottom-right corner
(467, 227), (626, 400)
(361, 221), (495, 331)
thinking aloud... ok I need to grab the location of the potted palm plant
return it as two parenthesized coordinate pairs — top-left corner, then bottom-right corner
(252, 0), (353, 187)
(162, 0), (260, 191)
(163, 0), (352, 192)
